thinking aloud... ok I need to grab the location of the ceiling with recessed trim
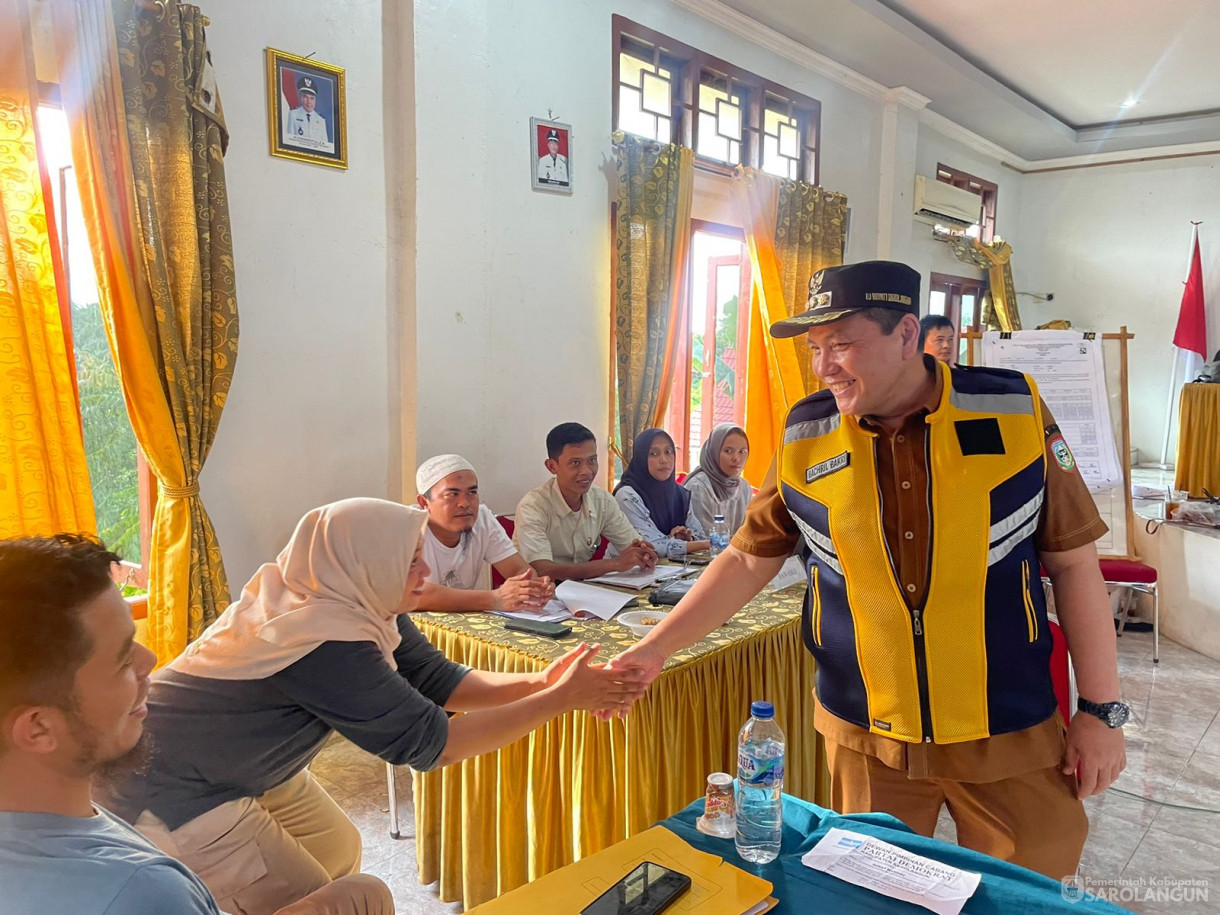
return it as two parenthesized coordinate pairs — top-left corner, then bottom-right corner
(715, 0), (1220, 161)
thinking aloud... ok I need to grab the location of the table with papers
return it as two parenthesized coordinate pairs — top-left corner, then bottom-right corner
(658, 794), (1128, 915)
(472, 793), (1127, 914)
(402, 576), (825, 909)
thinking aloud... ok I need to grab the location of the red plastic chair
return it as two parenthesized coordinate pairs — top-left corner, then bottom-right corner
(491, 515), (515, 588)
(491, 514), (607, 586)
(1048, 619), (1074, 726)
(1098, 558), (1159, 664)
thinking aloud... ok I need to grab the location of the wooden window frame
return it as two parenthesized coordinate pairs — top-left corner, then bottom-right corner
(613, 16), (821, 184)
(929, 271), (987, 333)
(935, 163), (997, 243)
(664, 220), (750, 475)
(37, 86), (156, 587)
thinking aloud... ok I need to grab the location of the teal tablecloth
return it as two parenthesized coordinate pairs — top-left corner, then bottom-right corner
(661, 793), (1129, 913)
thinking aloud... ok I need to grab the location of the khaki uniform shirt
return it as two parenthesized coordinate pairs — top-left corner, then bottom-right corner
(514, 478), (641, 565)
(732, 363), (1108, 782)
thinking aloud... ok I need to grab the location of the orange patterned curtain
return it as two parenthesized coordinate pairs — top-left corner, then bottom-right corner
(611, 132), (694, 466)
(736, 168), (848, 485)
(53, 0), (237, 664)
(0, 0), (97, 537)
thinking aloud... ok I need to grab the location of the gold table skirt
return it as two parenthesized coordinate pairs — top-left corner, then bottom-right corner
(1176, 383), (1220, 498)
(409, 586), (827, 909)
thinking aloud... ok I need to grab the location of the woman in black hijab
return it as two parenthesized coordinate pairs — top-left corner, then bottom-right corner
(613, 428), (709, 560)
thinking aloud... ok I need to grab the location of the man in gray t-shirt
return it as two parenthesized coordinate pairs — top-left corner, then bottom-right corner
(0, 535), (391, 915)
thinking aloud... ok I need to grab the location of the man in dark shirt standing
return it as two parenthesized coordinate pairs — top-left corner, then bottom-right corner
(610, 261), (1127, 880)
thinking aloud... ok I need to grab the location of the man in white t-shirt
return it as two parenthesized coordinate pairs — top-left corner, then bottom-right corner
(414, 454), (555, 613)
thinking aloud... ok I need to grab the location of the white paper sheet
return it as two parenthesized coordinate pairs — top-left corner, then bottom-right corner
(585, 564), (690, 589)
(801, 828), (981, 915)
(766, 556), (805, 592)
(980, 330), (1123, 493)
(496, 601), (573, 623)
(551, 581), (638, 621)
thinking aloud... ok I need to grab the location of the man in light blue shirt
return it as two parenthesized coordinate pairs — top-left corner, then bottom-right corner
(0, 535), (391, 915)
(0, 805), (220, 914)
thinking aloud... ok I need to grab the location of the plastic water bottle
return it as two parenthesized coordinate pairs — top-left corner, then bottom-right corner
(709, 514), (730, 559)
(736, 700), (784, 864)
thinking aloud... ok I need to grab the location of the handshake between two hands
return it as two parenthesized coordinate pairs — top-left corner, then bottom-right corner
(540, 640), (668, 718)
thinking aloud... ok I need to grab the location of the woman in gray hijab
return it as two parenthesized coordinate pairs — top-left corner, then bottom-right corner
(683, 424), (752, 535)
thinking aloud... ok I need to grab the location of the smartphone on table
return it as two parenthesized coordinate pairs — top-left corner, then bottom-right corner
(502, 618), (572, 639)
(580, 861), (692, 915)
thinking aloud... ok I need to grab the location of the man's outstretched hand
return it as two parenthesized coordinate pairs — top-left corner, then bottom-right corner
(593, 641), (667, 720)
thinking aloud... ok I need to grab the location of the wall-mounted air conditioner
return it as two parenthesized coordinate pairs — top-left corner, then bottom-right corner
(913, 174), (981, 228)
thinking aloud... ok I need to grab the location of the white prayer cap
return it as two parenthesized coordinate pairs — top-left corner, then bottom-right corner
(416, 454), (476, 497)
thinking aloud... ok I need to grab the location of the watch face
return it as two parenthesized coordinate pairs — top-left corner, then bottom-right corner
(1105, 702), (1131, 728)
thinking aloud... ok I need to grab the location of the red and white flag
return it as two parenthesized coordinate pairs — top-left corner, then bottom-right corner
(1173, 227), (1208, 361)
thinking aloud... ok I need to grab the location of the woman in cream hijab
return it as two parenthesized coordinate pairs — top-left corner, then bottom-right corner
(108, 498), (642, 915)
(683, 424), (752, 535)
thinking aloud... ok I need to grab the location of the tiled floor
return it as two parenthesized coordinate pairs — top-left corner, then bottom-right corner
(313, 629), (1220, 914)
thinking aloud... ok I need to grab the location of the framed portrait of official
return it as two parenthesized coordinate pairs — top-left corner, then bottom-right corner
(266, 49), (347, 169)
(530, 118), (572, 194)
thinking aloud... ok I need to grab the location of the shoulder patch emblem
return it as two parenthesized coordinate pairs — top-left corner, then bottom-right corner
(806, 452), (850, 483)
(1048, 434), (1076, 473)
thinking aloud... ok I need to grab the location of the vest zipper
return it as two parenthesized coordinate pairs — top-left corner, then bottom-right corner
(1022, 560), (1039, 643)
(811, 565), (822, 646)
(874, 437), (935, 743)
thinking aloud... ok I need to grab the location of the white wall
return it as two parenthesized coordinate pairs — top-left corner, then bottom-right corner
(1016, 156), (1220, 462)
(200, 0), (404, 586)
(413, 0), (615, 515)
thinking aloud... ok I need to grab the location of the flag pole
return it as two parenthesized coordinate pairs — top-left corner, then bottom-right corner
(1154, 221), (1202, 467)
(1157, 349), (1181, 466)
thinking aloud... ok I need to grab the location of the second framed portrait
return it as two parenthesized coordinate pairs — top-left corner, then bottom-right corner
(266, 48), (347, 169)
(531, 118), (572, 193)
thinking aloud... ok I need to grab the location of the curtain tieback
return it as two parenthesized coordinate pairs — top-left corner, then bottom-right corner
(159, 481), (200, 499)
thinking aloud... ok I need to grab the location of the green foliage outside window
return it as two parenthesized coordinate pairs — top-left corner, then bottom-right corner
(689, 292), (741, 418)
(70, 302), (141, 563)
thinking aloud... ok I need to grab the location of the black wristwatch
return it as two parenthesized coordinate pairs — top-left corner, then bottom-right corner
(1076, 697), (1130, 728)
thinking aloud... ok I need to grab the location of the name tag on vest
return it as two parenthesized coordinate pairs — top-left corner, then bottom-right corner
(806, 452), (850, 483)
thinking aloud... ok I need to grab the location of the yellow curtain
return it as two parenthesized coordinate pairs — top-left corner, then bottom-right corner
(736, 168), (848, 485)
(0, 0), (96, 537)
(611, 132), (694, 465)
(54, 0), (237, 664)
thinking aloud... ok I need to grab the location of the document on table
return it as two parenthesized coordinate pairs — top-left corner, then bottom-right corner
(766, 556), (805, 592)
(802, 828), (981, 915)
(496, 601), (573, 623)
(586, 564), (689, 589)
(981, 330), (1123, 493)
(551, 581), (638, 620)
(496, 582), (638, 623)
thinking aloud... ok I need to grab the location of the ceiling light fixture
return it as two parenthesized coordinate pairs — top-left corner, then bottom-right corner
(1120, 96), (1140, 109)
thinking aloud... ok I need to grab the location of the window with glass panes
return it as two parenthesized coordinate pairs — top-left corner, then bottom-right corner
(613, 17), (820, 183)
(616, 35), (680, 143)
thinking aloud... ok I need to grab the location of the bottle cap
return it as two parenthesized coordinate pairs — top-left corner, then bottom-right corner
(750, 700), (774, 719)
(707, 772), (733, 786)
(714, 514), (725, 522)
